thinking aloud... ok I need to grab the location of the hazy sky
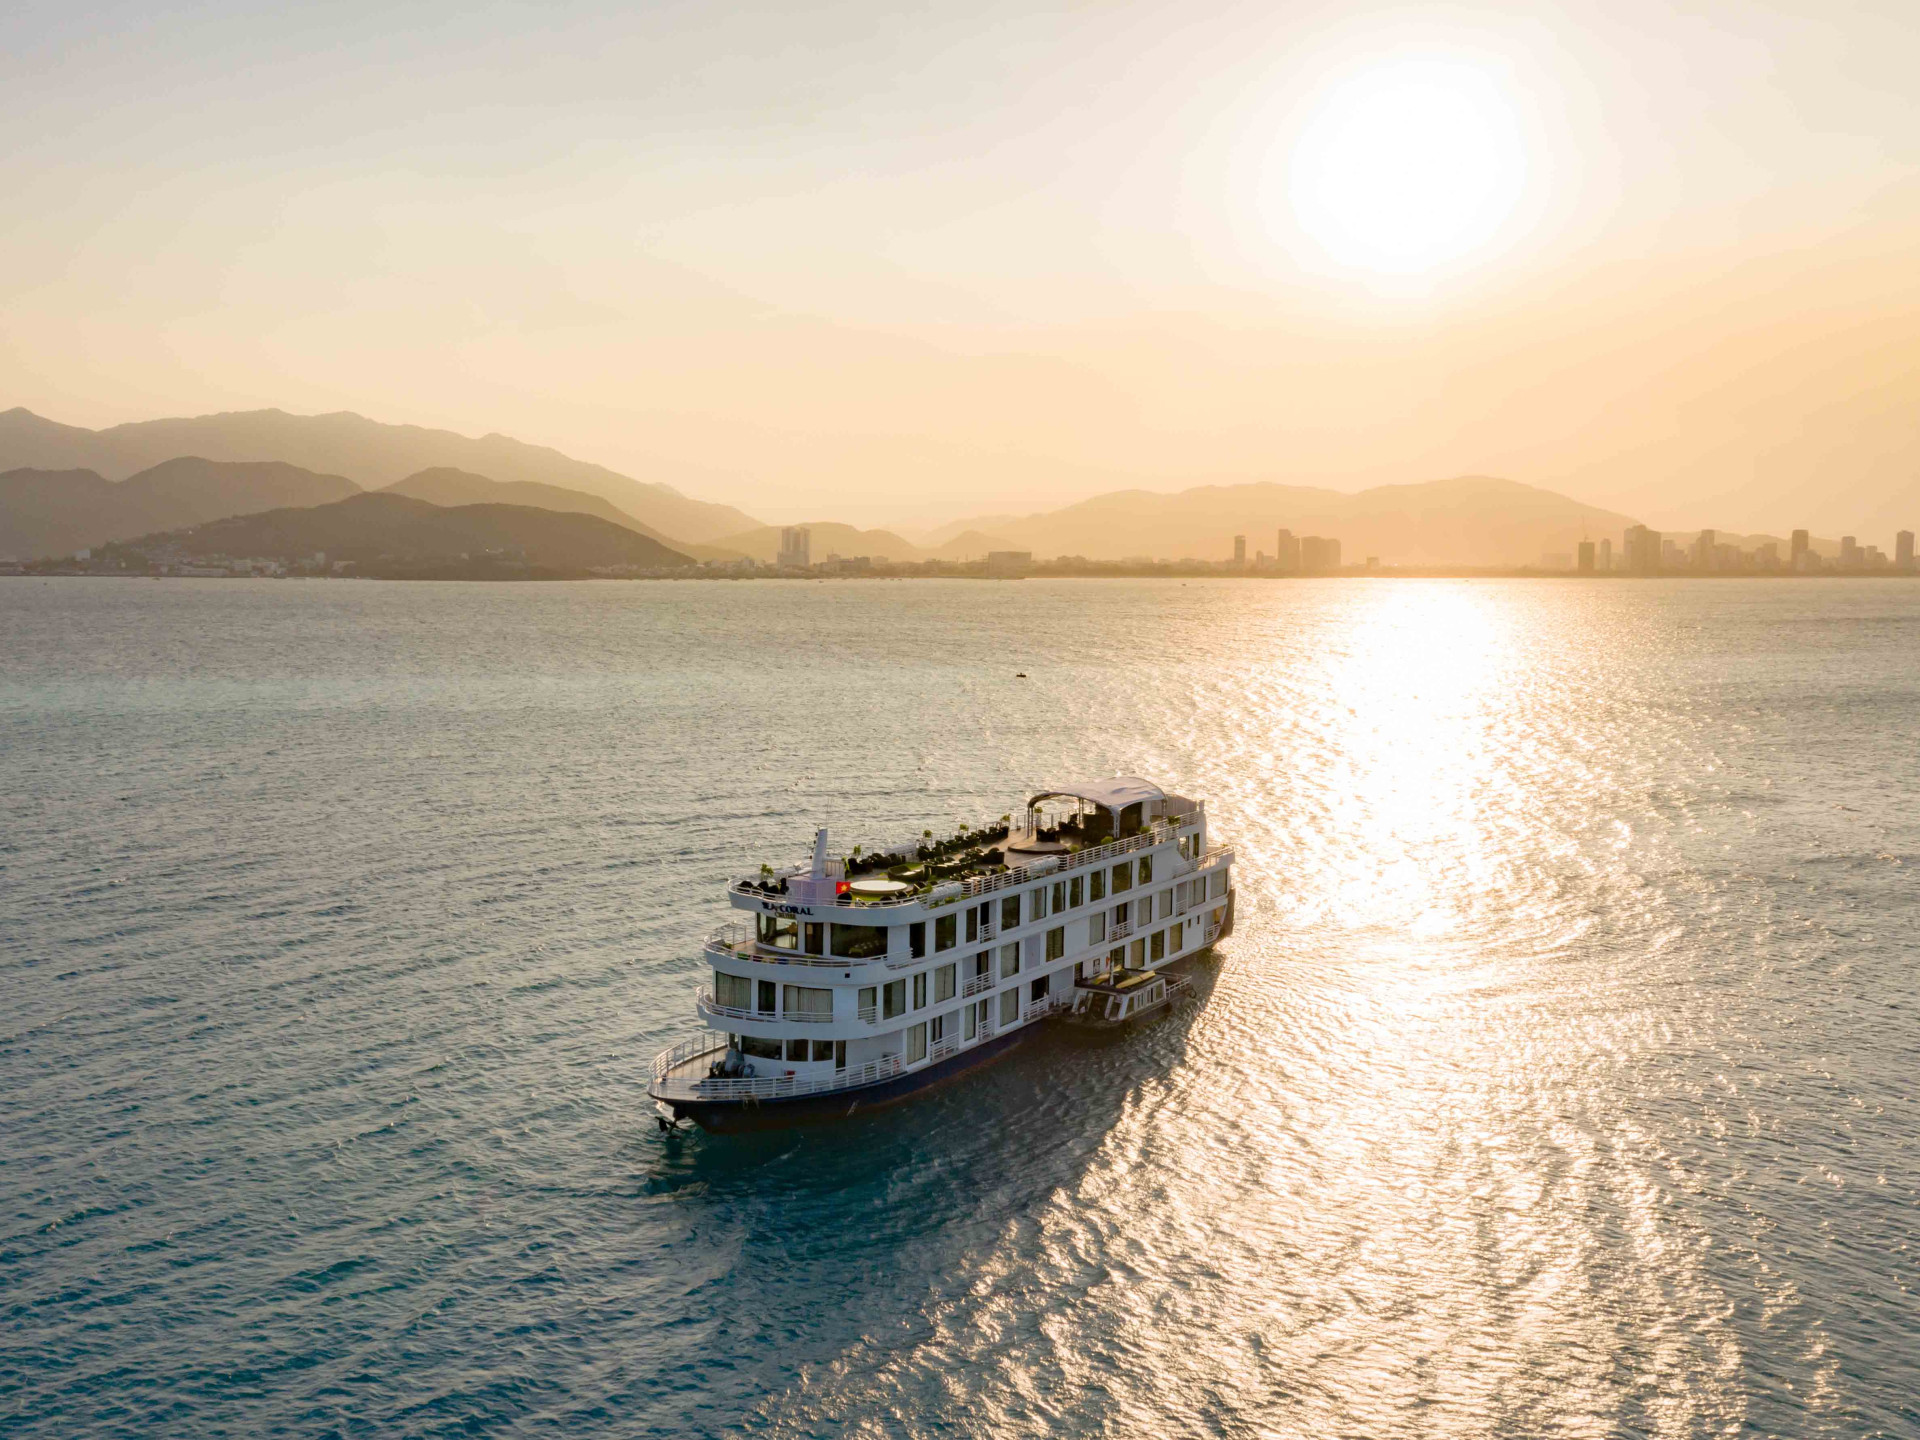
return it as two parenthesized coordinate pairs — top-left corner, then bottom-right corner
(4, 0), (1917, 533)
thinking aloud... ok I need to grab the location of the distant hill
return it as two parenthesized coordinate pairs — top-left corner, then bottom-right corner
(111, 492), (692, 575)
(938, 476), (1646, 567)
(0, 406), (761, 546)
(715, 520), (924, 564)
(1, 457), (359, 559)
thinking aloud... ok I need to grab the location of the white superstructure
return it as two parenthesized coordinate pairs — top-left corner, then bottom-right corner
(649, 778), (1235, 1131)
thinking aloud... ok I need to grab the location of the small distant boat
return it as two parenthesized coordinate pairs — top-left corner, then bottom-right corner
(1060, 967), (1193, 1039)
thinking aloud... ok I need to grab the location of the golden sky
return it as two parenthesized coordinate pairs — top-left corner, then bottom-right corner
(3, 0), (1916, 533)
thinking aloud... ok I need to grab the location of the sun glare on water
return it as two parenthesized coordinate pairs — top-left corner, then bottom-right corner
(1278, 57), (1531, 279)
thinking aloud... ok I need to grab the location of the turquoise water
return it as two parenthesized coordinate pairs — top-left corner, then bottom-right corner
(3, 577), (1918, 1437)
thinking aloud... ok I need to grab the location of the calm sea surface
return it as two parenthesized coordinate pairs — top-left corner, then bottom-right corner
(3, 577), (1918, 1438)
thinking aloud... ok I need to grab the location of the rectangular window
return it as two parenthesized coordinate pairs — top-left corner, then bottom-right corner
(913, 972), (927, 1009)
(859, 985), (877, 1016)
(1150, 929), (1166, 962)
(1090, 869), (1106, 902)
(830, 923), (886, 959)
(757, 979), (776, 1014)
(1130, 938), (1146, 967)
(1114, 900), (1129, 925)
(1029, 974), (1050, 1001)
(966, 907), (978, 944)
(835, 1040), (846, 1069)
(1108, 946), (1125, 968)
(1001, 895), (1021, 931)
(1211, 870), (1227, 898)
(1089, 912), (1106, 944)
(783, 984), (832, 1018)
(934, 963), (956, 1002)
(910, 921), (926, 958)
(883, 979), (906, 1019)
(1069, 876), (1083, 909)
(930, 1012), (946, 1043)
(972, 951), (992, 979)
(965, 1004), (977, 1040)
(1000, 942), (1020, 978)
(1111, 860), (1132, 892)
(1139, 854), (1153, 884)
(715, 972), (752, 1009)
(999, 988), (1020, 1027)
(786, 1037), (808, 1061)
(812, 1039), (835, 1062)
(757, 913), (799, 949)
(1046, 926), (1065, 961)
(1051, 880), (1065, 914)
(1029, 887), (1048, 923)
(804, 921), (824, 955)
(907, 1022), (927, 1063)
(740, 1035), (782, 1060)
(1159, 888), (1173, 920)
(934, 913), (957, 951)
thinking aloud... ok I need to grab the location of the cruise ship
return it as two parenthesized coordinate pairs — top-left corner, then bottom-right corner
(649, 778), (1235, 1133)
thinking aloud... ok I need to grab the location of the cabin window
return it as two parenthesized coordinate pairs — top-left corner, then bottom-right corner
(786, 1037), (809, 1062)
(1114, 901), (1129, 925)
(999, 942), (1020, 978)
(1111, 860), (1132, 892)
(1029, 974), (1050, 1001)
(830, 923), (886, 959)
(812, 1039), (835, 1062)
(930, 1012), (946, 1043)
(1108, 947), (1125, 967)
(1090, 869), (1106, 902)
(965, 907), (978, 943)
(1129, 939), (1146, 967)
(1001, 895), (1021, 931)
(1089, 912), (1106, 945)
(1029, 887), (1048, 923)
(998, 988), (1020, 1026)
(1159, 889), (1173, 920)
(934, 914), (957, 951)
(910, 921), (926, 958)
(740, 1035), (782, 1060)
(907, 1022), (928, 1063)
(1150, 930), (1166, 962)
(934, 963), (956, 1002)
(913, 972), (927, 1009)
(757, 913), (799, 949)
(1051, 881), (1065, 914)
(858, 985), (877, 1018)
(835, 1040), (847, 1069)
(883, 979), (906, 1019)
(1046, 926), (1065, 961)
(972, 951), (992, 980)
(1139, 854), (1153, 884)
(965, 1004), (978, 1040)
(715, 972), (752, 1010)
(1211, 870), (1227, 898)
(757, 979), (776, 1014)
(804, 922), (824, 955)
(784, 984), (832, 1018)
(1069, 876), (1083, 909)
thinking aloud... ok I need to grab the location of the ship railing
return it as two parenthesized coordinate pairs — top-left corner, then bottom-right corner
(705, 924), (875, 969)
(929, 1036), (958, 1064)
(651, 1041), (905, 1103)
(695, 990), (833, 1025)
(961, 971), (993, 998)
(727, 809), (1206, 911)
(1024, 998), (1068, 1023)
(1107, 917), (1134, 941)
(1203, 923), (1222, 945)
(857, 1002), (878, 1024)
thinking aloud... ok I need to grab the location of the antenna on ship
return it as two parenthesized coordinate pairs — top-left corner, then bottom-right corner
(811, 827), (829, 878)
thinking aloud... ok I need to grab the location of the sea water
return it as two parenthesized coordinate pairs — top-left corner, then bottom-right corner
(3, 577), (1917, 1437)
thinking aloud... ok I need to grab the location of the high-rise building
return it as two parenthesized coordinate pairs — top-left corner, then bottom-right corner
(1301, 536), (1341, 572)
(1597, 538), (1613, 572)
(1790, 529), (1809, 570)
(1623, 524), (1660, 573)
(776, 526), (811, 569)
(1577, 541), (1596, 572)
(1233, 535), (1246, 566)
(1275, 529), (1301, 572)
(1840, 535), (1862, 569)
(1898, 531), (1915, 571)
(1692, 529), (1716, 570)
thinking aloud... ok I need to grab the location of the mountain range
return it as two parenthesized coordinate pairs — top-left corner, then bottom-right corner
(112, 493), (690, 576)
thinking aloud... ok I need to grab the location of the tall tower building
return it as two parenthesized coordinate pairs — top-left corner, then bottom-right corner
(1275, 529), (1300, 572)
(1577, 541), (1596, 572)
(1624, 525), (1660, 573)
(1233, 535), (1246, 566)
(1898, 531), (1915, 571)
(777, 526), (811, 569)
(1597, 538), (1612, 572)
(1790, 529), (1809, 570)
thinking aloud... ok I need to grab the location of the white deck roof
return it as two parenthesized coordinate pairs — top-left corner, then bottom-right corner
(1027, 777), (1164, 813)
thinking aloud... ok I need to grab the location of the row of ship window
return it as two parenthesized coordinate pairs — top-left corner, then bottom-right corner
(728, 985), (1039, 1067)
(715, 903), (1225, 1026)
(754, 861), (1227, 961)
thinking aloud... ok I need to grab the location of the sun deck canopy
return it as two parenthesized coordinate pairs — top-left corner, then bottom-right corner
(1026, 777), (1164, 814)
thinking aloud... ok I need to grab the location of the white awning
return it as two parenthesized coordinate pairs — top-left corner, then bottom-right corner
(1026, 777), (1164, 813)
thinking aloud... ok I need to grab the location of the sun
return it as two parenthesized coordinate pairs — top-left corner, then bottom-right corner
(1279, 57), (1531, 278)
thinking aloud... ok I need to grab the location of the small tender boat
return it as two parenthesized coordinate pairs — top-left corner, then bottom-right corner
(1061, 967), (1193, 1038)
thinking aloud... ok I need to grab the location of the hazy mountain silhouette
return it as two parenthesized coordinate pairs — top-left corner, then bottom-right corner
(0, 407), (760, 545)
(0, 457), (359, 559)
(948, 475), (1644, 567)
(114, 493), (691, 574)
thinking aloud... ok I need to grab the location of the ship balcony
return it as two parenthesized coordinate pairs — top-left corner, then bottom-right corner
(650, 1034), (904, 1106)
(703, 922), (878, 972)
(695, 990), (834, 1027)
(1107, 917), (1134, 941)
(961, 971), (994, 998)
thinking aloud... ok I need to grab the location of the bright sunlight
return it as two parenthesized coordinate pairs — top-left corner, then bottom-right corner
(1281, 57), (1531, 278)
